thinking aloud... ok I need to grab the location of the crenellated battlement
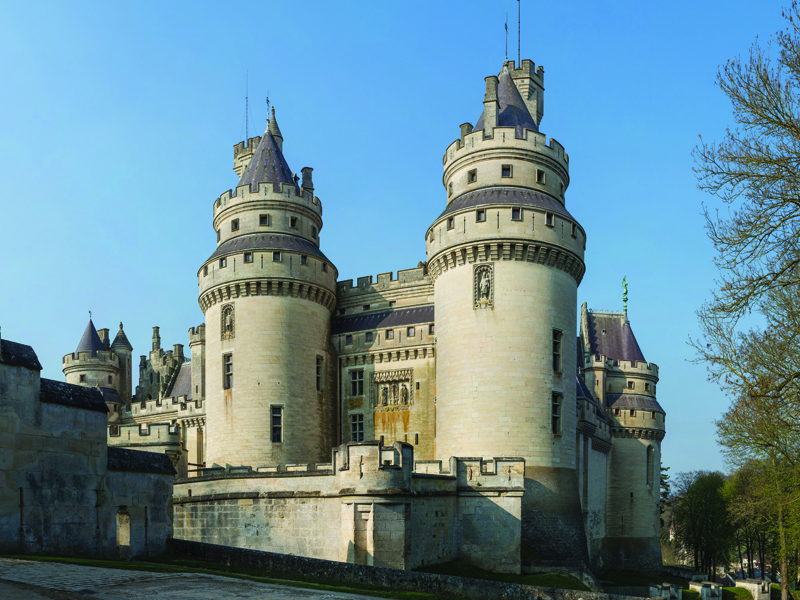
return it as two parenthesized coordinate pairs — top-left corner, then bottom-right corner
(109, 421), (181, 441)
(585, 352), (659, 378)
(233, 135), (262, 177)
(63, 350), (120, 369)
(336, 265), (430, 298)
(188, 324), (205, 346)
(413, 456), (525, 488)
(443, 126), (568, 170)
(214, 181), (321, 218)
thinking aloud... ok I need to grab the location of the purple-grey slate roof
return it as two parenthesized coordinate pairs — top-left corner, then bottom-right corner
(438, 187), (575, 221)
(606, 393), (665, 414)
(585, 312), (646, 363)
(99, 386), (124, 405)
(107, 446), (176, 475)
(75, 319), (105, 356)
(167, 361), (192, 400)
(207, 232), (331, 264)
(0, 339), (42, 370)
(332, 305), (435, 335)
(474, 67), (539, 138)
(237, 129), (298, 193)
(40, 378), (108, 413)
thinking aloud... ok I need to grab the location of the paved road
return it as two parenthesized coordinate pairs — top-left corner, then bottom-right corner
(0, 558), (385, 599)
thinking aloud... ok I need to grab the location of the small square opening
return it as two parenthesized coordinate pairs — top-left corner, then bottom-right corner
(244, 252), (253, 263)
(231, 219), (239, 231)
(545, 212), (554, 227)
(536, 169), (545, 184)
(219, 257), (227, 268)
(447, 217), (454, 230)
(386, 329), (394, 340)
(365, 332), (373, 342)
(273, 251), (281, 262)
(468, 169), (477, 183)
(501, 164), (512, 178)
(345, 335), (353, 345)
(363, 304), (370, 311)
(512, 207), (522, 221)
(260, 214), (270, 226)
(476, 209), (486, 222)
(290, 217), (298, 229)
(300, 255), (308, 265)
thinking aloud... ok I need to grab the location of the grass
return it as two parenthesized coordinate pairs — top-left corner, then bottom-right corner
(2, 554), (452, 600)
(413, 559), (591, 591)
(598, 569), (691, 588)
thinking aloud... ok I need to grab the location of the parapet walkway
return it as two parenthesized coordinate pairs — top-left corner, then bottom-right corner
(0, 558), (384, 599)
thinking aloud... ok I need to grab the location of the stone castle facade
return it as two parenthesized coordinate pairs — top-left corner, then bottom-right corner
(63, 58), (666, 574)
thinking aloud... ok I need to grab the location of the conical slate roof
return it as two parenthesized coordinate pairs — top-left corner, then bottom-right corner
(110, 322), (132, 350)
(237, 115), (297, 193)
(76, 319), (105, 355)
(474, 66), (539, 138)
(585, 312), (646, 363)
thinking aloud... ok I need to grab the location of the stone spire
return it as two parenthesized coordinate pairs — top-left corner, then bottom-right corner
(111, 322), (133, 350)
(268, 107), (283, 148)
(237, 110), (297, 193)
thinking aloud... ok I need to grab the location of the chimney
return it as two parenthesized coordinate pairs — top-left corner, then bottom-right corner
(301, 167), (314, 193)
(483, 76), (499, 137)
(152, 326), (161, 351)
(174, 344), (184, 360)
(98, 328), (110, 350)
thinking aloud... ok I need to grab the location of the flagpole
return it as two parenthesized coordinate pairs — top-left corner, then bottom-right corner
(518, 0), (521, 65)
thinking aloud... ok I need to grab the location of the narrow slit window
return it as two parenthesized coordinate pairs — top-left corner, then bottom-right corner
(316, 356), (323, 392)
(223, 354), (233, 389)
(448, 183), (453, 197)
(552, 329), (562, 372)
(216, 229), (221, 242)
(551, 393), (562, 435)
(311, 226), (317, 239)
(271, 406), (283, 443)
(415, 433), (419, 445)
(322, 263), (328, 272)
(351, 414), (364, 442)
(203, 266), (208, 276)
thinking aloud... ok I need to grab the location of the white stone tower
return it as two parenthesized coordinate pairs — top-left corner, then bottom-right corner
(426, 60), (588, 560)
(199, 108), (338, 468)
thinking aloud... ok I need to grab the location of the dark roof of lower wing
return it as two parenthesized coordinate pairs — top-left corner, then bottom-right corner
(206, 233), (330, 264)
(332, 305), (435, 335)
(40, 379), (108, 413)
(438, 187), (575, 222)
(167, 361), (192, 400)
(107, 446), (177, 475)
(0, 339), (42, 370)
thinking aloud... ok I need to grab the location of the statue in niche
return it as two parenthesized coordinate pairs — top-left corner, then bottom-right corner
(380, 386), (388, 406)
(221, 303), (235, 340)
(473, 264), (494, 309)
(400, 384), (408, 405)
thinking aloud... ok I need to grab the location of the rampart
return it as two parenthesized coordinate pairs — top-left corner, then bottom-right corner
(173, 441), (524, 573)
(335, 265), (433, 312)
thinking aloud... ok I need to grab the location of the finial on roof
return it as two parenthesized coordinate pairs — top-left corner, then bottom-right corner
(622, 276), (628, 315)
(269, 107), (282, 141)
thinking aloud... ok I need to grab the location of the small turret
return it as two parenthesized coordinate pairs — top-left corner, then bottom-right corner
(111, 322), (133, 404)
(152, 326), (161, 351)
(268, 107), (283, 151)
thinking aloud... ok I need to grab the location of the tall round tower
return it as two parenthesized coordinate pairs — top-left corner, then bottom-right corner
(427, 60), (588, 560)
(200, 109), (338, 468)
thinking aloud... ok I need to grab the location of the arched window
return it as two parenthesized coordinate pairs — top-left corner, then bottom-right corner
(646, 446), (654, 487)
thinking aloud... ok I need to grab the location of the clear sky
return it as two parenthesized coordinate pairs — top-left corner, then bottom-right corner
(0, 0), (786, 475)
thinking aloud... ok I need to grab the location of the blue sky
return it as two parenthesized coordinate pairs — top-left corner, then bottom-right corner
(0, 0), (787, 475)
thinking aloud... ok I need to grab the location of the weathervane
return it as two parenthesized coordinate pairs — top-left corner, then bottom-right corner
(266, 92), (270, 123)
(505, 12), (508, 60)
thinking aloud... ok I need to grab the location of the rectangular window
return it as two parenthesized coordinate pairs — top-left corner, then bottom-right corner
(645, 383), (650, 391)
(476, 209), (486, 222)
(429, 324), (435, 334)
(552, 393), (562, 435)
(108, 375), (112, 384)
(350, 370), (364, 396)
(216, 229), (221, 242)
(627, 381), (635, 390)
(363, 304), (370, 311)
(552, 329), (562, 372)
(501, 164), (512, 178)
(260, 214), (270, 226)
(219, 257), (227, 268)
(273, 251), (281, 262)
(468, 169), (477, 183)
(512, 207), (521, 221)
(223, 353), (233, 389)
(630, 409), (636, 417)
(536, 169), (545, 184)
(365, 332), (373, 342)
(271, 406), (283, 443)
(203, 266), (208, 276)
(389, 300), (396, 307)
(312, 226), (317, 239)
(322, 263), (328, 272)
(231, 219), (239, 231)
(351, 414), (364, 442)
(244, 252), (253, 263)
(546, 212), (554, 227)
(614, 408), (621, 416)
(415, 433), (419, 445)
(447, 217), (454, 230)
(407, 326), (415, 337)
(386, 329), (394, 340)
(300, 255), (308, 265)
(290, 217), (298, 229)
(316, 356), (323, 392)
(345, 335), (353, 345)
(80, 374), (86, 383)
(571, 223), (578, 238)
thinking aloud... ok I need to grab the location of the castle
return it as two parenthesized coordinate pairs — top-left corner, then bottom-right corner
(61, 59), (666, 574)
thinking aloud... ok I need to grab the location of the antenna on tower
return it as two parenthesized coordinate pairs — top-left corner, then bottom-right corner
(517, 0), (521, 65)
(266, 92), (270, 123)
(245, 71), (249, 140)
(89, 309), (92, 320)
(505, 12), (509, 60)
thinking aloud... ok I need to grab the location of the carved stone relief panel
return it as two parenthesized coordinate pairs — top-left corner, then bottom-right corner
(221, 303), (235, 340)
(370, 369), (414, 411)
(473, 263), (494, 309)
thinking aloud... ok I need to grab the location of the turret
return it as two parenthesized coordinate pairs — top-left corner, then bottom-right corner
(62, 318), (123, 419)
(428, 60), (587, 563)
(110, 322), (133, 405)
(199, 106), (338, 469)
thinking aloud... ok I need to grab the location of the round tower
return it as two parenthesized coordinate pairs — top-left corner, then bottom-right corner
(110, 322), (133, 405)
(427, 60), (588, 560)
(200, 108), (338, 468)
(63, 318), (122, 418)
